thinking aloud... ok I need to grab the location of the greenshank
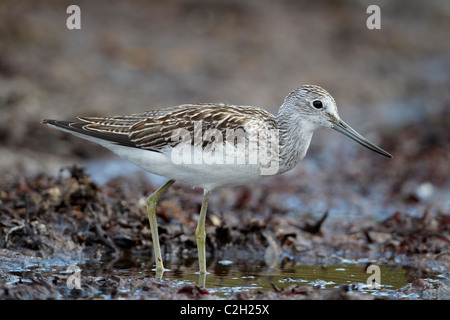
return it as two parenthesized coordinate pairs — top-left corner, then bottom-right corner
(43, 85), (392, 280)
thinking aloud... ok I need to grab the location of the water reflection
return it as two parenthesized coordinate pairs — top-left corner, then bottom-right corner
(95, 254), (409, 296)
(5, 252), (427, 299)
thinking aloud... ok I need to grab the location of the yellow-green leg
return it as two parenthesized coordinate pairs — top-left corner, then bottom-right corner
(195, 189), (211, 279)
(146, 179), (175, 273)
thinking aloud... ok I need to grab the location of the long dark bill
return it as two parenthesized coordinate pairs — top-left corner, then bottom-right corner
(333, 120), (392, 158)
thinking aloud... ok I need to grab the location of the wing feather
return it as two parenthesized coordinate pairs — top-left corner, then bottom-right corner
(44, 104), (277, 152)
(128, 104), (277, 151)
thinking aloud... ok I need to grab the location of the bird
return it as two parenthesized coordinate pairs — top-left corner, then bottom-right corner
(42, 85), (392, 281)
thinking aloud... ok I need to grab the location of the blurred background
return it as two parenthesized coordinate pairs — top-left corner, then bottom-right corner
(0, 0), (448, 200)
(0, 1), (449, 299)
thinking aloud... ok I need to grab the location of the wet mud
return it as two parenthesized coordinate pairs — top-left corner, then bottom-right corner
(1, 109), (449, 299)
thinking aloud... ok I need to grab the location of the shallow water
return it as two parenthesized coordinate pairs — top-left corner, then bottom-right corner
(4, 253), (415, 299)
(158, 260), (409, 297)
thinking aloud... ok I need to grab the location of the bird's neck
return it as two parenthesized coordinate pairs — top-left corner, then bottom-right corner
(275, 107), (314, 174)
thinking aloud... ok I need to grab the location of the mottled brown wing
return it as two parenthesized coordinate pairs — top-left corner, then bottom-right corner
(74, 104), (277, 152)
(128, 104), (277, 151)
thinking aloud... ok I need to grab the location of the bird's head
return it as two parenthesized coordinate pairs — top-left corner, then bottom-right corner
(283, 85), (392, 158)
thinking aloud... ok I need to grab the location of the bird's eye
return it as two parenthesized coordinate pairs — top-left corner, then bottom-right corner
(312, 100), (323, 109)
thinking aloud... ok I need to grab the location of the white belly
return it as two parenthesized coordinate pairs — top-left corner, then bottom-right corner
(108, 143), (275, 190)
